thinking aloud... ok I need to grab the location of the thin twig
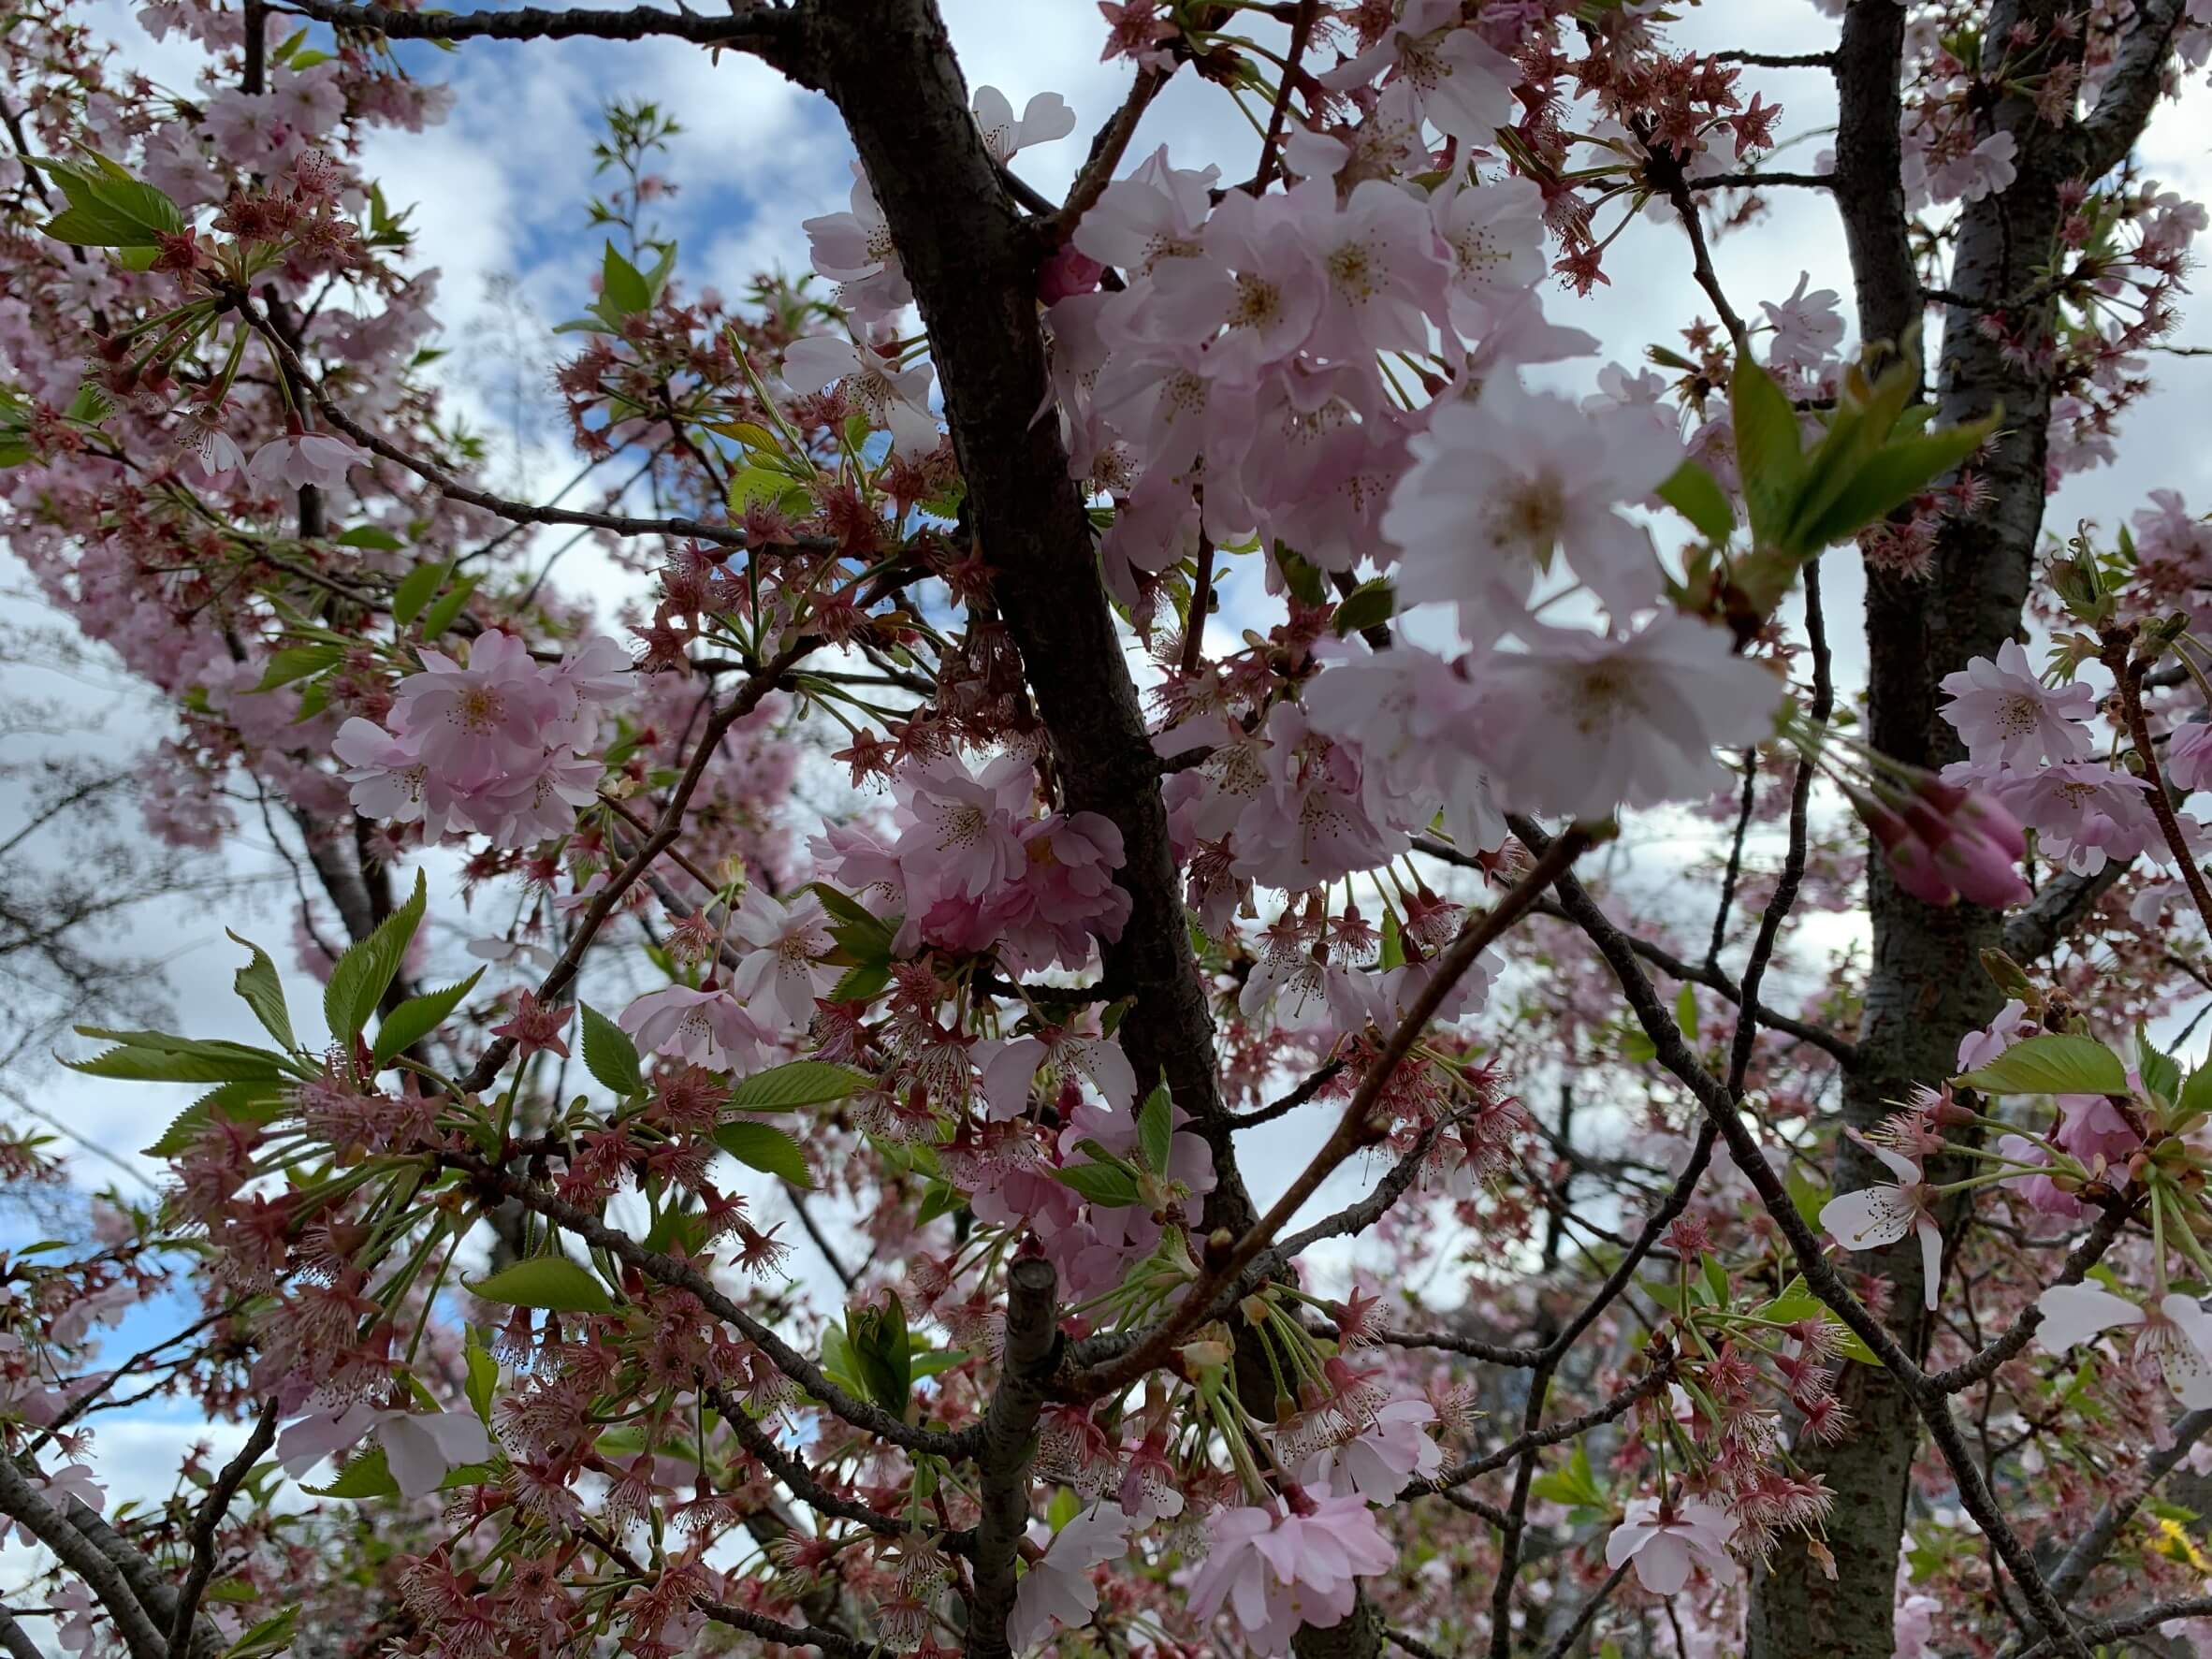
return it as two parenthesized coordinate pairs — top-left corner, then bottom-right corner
(167, 1403), (280, 1658)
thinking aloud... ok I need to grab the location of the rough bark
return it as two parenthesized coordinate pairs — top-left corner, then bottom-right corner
(1750, 4), (2178, 1651)
(969, 1258), (1060, 1659)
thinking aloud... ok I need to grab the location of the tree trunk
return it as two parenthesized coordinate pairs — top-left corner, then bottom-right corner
(1749, 1), (2183, 1649)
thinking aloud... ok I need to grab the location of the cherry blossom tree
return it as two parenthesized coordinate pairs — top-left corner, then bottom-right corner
(2, 2), (2211, 1658)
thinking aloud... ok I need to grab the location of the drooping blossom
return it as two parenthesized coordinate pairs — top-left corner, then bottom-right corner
(278, 1403), (491, 1501)
(1186, 1493), (1394, 1654)
(1819, 1141), (1943, 1309)
(2034, 1285), (2212, 1408)
(972, 85), (1076, 165)
(781, 333), (941, 458)
(1604, 1496), (1741, 1595)
(246, 430), (367, 490)
(1007, 1501), (1129, 1652)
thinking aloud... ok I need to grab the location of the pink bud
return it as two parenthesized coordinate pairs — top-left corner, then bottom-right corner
(1039, 244), (1104, 305)
(1932, 830), (2031, 910)
(1888, 835), (1960, 908)
(1952, 791), (2028, 863)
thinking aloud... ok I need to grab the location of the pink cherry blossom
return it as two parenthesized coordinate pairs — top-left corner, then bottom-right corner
(726, 887), (837, 1034)
(618, 983), (771, 1073)
(1007, 1501), (1129, 1652)
(1292, 1396), (1444, 1506)
(246, 430), (367, 490)
(1938, 640), (2098, 764)
(782, 333), (940, 458)
(1187, 1493), (1394, 1655)
(1459, 618), (1785, 818)
(2034, 1285), (2212, 1408)
(1320, 0), (1520, 153)
(978, 1026), (1137, 1122)
(1387, 377), (1680, 644)
(972, 85), (1075, 166)
(801, 162), (911, 320)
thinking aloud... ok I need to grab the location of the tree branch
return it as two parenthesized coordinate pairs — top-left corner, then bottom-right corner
(167, 1403), (279, 1659)
(968, 1257), (1060, 1659)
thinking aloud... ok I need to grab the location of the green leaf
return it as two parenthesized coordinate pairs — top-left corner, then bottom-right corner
(848, 1293), (911, 1413)
(254, 644), (343, 692)
(2180, 1066), (2212, 1131)
(304, 1445), (400, 1500)
(464, 1330), (498, 1425)
(40, 162), (183, 247)
(1528, 1442), (1607, 1509)
(2137, 1021), (2181, 1108)
(67, 1040), (286, 1085)
(325, 869), (427, 1042)
(371, 968), (485, 1067)
(464, 1256), (615, 1313)
(1729, 358), (1804, 547)
(416, 576), (480, 639)
(714, 1120), (813, 1188)
(1700, 1253), (1730, 1308)
(1656, 458), (1735, 542)
(601, 241), (651, 315)
(1046, 1484), (1082, 1531)
(830, 962), (891, 1002)
(1377, 907), (1404, 972)
(141, 1080), (290, 1157)
(916, 1180), (963, 1226)
(1786, 410), (2001, 551)
(1274, 545), (1329, 606)
(336, 524), (405, 552)
(224, 1608), (300, 1659)
(579, 1002), (642, 1097)
(1330, 577), (1395, 637)
(1054, 1160), (1142, 1208)
(727, 1060), (867, 1113)
(227, 931), (295, 1051)
(1674, 982), (1698, 1041)
(1955, 1032), (2128, 1097)
(389, 560), (446, 623)
(1137, 1081), (1172, 1176)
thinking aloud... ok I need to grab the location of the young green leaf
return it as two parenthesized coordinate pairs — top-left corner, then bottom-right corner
(1137, 1082), (1173, 1175)
(464, 1330), (499, 1425)
(1656, 458), (1735, 542)
(601, 241), (652, 315)
(464, 1257), (615, 1313)
(390, 560), (447, 624)
(304, 1445), (400, 1500)
(1054, 1160), (1142, 1208)
(1729, 358), (1805, 547)
(727, 1059), (868, 1112)
(371, 968), (486, 1067)
(227, 930), (295, 1051)
(578, 1002), (643, 1096)
(1955, 1032), (2128, 1097)
(714, 1120), (813, 1188)
(325, 869), (428, 1042)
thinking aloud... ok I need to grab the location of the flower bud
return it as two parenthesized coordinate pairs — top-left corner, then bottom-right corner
(1932, 829), (2031, 910)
